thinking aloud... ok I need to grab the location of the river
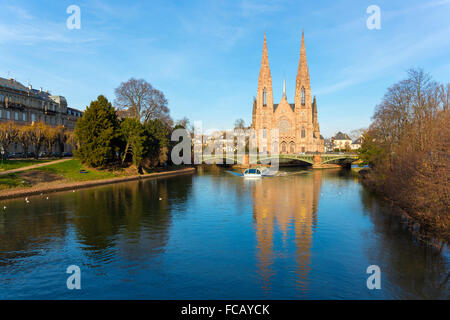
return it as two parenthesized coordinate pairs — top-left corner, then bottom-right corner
(0, 167), (448, 299)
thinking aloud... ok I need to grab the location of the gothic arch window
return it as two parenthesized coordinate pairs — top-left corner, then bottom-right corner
(289, 142), (295, 154)
(263, 127), (267, 138)
(263, 88), (267, 106)
(301, 126), (306, 138)
(301, 87), (305, 106)
(281, 142), (287, 154)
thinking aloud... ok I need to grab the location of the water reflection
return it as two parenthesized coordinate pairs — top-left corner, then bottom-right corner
(0, 197), (69, 269)
(251, 170), (321, 293)
(0, 168), (448, 299)
(73, 175), (193, 263)
(359, 186), (449, 299)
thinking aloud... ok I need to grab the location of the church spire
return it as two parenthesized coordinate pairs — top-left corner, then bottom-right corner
(295, 30), (311, 109)
(257, 32), (273, 111)
(297, 30), (309, 84)
(283, 78), (286, 98)
(259, 32), (271, 81)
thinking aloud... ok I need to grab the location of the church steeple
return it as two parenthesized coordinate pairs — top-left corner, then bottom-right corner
(257, 32), (273, 111)
(283, 79), (286, 98)
(295, 30), (311, 110)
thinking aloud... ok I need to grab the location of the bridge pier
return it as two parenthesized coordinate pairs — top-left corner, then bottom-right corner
(313, 155), (321, 166)
(242, 154), (249, 166)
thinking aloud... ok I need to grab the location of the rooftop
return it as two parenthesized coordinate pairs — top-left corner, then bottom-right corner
(334, 131), (351, 140)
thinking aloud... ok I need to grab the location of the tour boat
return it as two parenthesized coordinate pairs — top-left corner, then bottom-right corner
(243, 168), (263, 178)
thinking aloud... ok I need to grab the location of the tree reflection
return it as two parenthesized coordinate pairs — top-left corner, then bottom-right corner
(0, 198), (68, 268)
(359, 186), (449, 299)
(72, 175), (193, 263)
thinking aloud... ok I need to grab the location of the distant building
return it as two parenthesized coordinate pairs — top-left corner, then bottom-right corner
(204, 130), (235, 153)
(331, 131), (352, 151)
(116, 108), (136, 120)
(0, 77), (83, 154)
(323, 138), (334, 152)
(351, 137), (362, 150)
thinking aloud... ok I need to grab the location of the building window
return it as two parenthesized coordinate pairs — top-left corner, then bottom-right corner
(31, 114), (35, 122)
(301, 127), (306, 138)
(289, 142), (295, 153)
(22, 113), (26, 121)
(263, 88), (267, 106)
(281, 142), (287, 154)
(7, 111), (10, 119)
(15, 112), (19, 121)
(301, 87), (305, 105)
(263, 127), (267, 138)
(0, 109), (2, 118)
(278, 118), (291, 135)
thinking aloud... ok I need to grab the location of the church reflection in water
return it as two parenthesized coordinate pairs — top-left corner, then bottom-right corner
(250, 170), (321, 293)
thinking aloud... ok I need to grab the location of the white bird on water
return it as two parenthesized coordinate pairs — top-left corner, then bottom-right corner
(3, 206), (6, 210)
(25, 197), (30, 203)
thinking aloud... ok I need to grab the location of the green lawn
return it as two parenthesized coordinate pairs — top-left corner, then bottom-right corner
(0, 159), (51, 171)
(0, 173), (32, 190)
(33, 159), (120, 182)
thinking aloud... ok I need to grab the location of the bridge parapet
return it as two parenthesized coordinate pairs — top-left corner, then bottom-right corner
(199, 153), (358, 167)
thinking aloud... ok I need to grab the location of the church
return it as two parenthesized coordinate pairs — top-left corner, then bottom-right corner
(251, 31), (325, 154)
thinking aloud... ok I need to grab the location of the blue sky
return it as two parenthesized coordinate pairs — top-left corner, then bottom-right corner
(1, 0), (449, 137)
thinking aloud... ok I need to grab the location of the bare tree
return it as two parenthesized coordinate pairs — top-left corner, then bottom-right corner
(363, 68), (449, 241)
(439, 83), (449, 111)
(0, 121), (19, 159)
(234, 118), (245, 130)
(114, 78), (172, 125)
(349, 128), (365, 140)
(29, 122), (46, 159)
(176, 117), (191, 130)
(18, 125), (33, 158)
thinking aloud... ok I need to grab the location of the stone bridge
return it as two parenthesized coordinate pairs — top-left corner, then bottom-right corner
(199, 153), (359, 168)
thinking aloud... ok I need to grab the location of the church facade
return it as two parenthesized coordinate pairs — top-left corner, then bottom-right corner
(251, 32), (324, 154)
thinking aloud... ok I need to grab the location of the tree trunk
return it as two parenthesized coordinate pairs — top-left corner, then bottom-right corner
(122, 142), (129, 164)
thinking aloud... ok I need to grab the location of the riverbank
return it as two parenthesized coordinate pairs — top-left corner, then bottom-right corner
(358, 168), (449, 249)
(0, 165), (195, 200)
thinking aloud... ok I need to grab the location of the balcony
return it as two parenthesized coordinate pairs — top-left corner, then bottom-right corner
(4, 102), (25, 111)
(44, 108), (57, 115)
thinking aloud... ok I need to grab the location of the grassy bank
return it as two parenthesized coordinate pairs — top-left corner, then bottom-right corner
(0, 159), (51, 171)
(0, 173), (32, 190)
(0, 159), (193, 194)
(0, 159), (123, 191)
(33, 159), (120, 182)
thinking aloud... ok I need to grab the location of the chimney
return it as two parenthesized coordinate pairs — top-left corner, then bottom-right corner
(40, 87), (43, 92)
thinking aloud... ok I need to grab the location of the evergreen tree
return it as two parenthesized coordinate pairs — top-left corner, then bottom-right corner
(144, 119), (170, 166)
(74, 95), (120, 167)
(119, 118), (146, 168)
